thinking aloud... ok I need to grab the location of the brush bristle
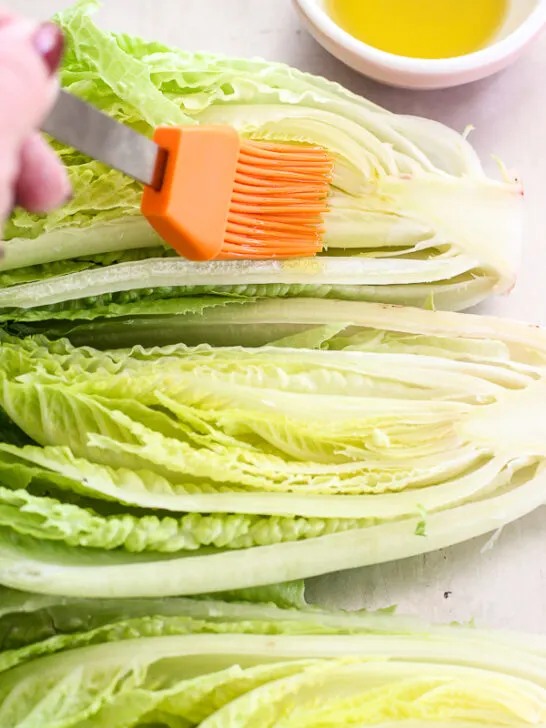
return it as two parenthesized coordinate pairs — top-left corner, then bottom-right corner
(218, 139), (333, 259)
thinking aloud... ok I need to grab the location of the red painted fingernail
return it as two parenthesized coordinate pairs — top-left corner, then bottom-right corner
(32, 22), (64, 76)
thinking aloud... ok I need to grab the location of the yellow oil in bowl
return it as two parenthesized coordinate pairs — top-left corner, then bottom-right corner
(326, 0), (509, 59)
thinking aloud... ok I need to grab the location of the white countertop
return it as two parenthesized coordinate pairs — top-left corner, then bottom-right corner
(10, 0), (546, 631)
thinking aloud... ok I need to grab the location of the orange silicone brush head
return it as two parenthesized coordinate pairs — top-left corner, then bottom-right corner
(140, 125), (333, 261)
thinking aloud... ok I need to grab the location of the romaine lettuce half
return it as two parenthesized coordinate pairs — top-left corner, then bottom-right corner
(0, 587), (545, 727)
(0, 0), (522, 322)
(0, 300), (544, 597)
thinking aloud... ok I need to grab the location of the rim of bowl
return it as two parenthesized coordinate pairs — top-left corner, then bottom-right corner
(295, 0), (546, 75)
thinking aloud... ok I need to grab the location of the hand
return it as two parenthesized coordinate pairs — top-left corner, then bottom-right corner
(0, 13), (71, 232)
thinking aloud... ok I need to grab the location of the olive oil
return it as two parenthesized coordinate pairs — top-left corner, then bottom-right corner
(327, 0), (509, 59)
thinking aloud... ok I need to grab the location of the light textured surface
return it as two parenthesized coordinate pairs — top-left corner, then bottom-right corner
(8, 0), (546, 630)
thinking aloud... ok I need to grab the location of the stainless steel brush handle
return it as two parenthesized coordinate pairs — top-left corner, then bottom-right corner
(42, 90), (165, 188)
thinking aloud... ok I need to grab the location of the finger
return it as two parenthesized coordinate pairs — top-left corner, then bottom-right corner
(0, 19), (62, 143)
(0, 16), (64, 222)
(15, 133), (71, 213)
(0, 17), (40, 220)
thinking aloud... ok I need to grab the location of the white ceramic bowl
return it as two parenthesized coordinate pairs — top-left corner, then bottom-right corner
(293, 0), (546, 89)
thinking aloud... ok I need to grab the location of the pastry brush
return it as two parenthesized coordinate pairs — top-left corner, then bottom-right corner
(42, 90), (333, 261)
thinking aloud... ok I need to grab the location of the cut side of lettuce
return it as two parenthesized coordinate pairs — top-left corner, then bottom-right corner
(0, 0), (522, 324)
(0, 590), (545, 727)
(0, 301), (544, 597)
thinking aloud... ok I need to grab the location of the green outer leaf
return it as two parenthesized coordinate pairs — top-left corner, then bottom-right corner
(1, 585), (545, 671)
(0, 583), (308, 628)
(1, 218), (161, 270)
(12, 316), (353, 350)
(8, 294), (532, 353)
(0, 481), (363, 552)
(6, 296), (253, 326)
(0, 466), (544, 598)
(56, 0), (193, 129)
